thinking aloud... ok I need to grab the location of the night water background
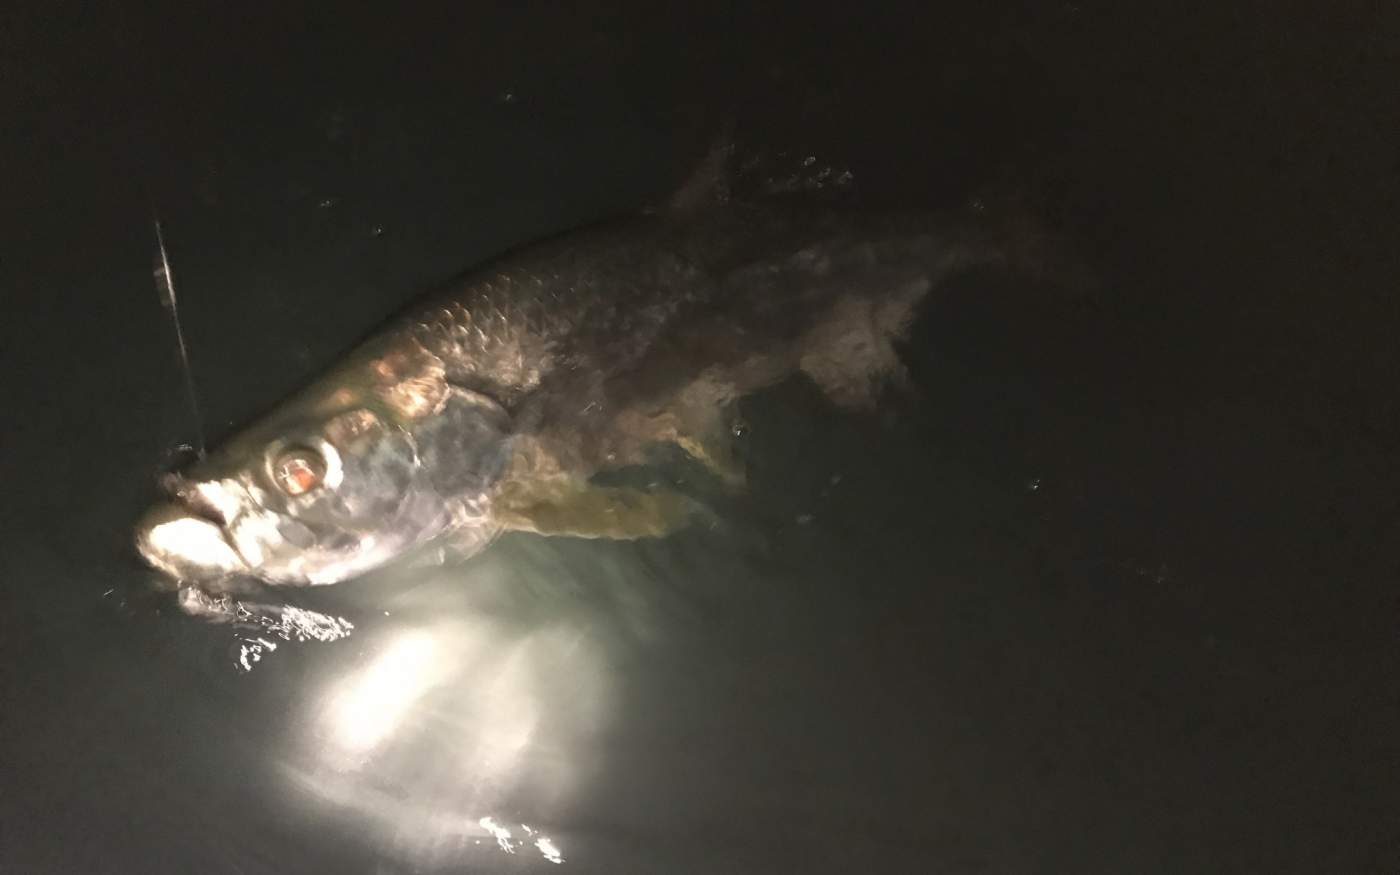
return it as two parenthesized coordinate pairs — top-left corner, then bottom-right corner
(3, 3), (1398, 872)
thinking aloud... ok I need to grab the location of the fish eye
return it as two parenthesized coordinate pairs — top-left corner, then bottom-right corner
(272, 447), (327, 496)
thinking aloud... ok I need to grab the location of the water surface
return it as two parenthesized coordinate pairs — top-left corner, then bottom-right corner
(3, 4), (1396, 872)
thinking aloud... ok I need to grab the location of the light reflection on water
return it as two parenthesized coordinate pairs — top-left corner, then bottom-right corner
(322, 630), (442, 755)
(267, 542), (649, 870)
(169, 519), (758, 870)
(176, 586), (357, 671)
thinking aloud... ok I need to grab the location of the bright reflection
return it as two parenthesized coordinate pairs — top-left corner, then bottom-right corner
(324, 631), (441, 755)
(142, 514), (244, 576)
(525, 825), (566, 865)
(176, 589), (356, 673)
(537, 836), (565, 864)
(281, 546), (644, 869)
(479, 816), (515, 853)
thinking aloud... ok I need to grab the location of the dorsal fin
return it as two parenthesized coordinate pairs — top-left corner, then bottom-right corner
(656, 126), (865, 217)
(665, 135), (737, 215)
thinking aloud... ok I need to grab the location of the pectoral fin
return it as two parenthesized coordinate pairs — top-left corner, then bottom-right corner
(494, 479), (701, 540)
(616, 384), (749, 490)
(675, 426), (746, 490)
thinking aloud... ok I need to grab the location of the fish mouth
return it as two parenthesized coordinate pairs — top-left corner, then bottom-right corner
(135, 501), (249, 583)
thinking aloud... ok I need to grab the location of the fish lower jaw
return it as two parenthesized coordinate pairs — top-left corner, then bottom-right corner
(135, 502), (249, 583)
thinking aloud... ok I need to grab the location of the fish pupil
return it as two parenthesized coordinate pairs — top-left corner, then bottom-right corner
(274, 450), (325, 496)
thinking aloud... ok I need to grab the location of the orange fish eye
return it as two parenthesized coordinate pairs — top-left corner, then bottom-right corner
(272, 448), (326, 496)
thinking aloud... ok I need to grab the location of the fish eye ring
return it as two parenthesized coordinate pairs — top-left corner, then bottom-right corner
(271, 446), (327, 496)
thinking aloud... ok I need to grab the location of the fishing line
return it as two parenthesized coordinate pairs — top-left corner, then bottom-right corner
(152, 211), (207, 459)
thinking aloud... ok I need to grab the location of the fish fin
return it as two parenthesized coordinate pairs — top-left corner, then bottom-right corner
(670, 402), (748, 490)
(431, 522), (503, 566)
(609, 397), (748, 491)
(494, 479), (702, 540)
(676, 431), (746, 491)
(798, 279), (929, 410)
(659, 128), (861, 216)
(664, 132), (737, 215)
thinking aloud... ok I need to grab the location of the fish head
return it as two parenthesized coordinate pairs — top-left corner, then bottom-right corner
(137, 362), (513, 587)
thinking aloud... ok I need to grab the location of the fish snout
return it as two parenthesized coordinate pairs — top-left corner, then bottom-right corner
(158, 473), (237, 527)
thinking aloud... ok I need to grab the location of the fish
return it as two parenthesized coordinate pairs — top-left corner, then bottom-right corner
(135, 148), (1059, 592)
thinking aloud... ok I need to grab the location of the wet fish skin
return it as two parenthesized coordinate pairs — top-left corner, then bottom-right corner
(136, 203), (1010, 589)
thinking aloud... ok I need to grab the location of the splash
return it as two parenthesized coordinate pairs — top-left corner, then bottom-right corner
(176, 587), (355, 672)
(478, 818), (565, 864)
(523, 824), (566, 865)
(478, 816), (516, 853)
(535, 834), (566, 864)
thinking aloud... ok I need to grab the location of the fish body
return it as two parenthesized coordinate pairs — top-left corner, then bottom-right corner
(136, 202), (1016, 589)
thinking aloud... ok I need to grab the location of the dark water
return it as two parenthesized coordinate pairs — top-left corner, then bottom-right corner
(4, 4), (1398, 872)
